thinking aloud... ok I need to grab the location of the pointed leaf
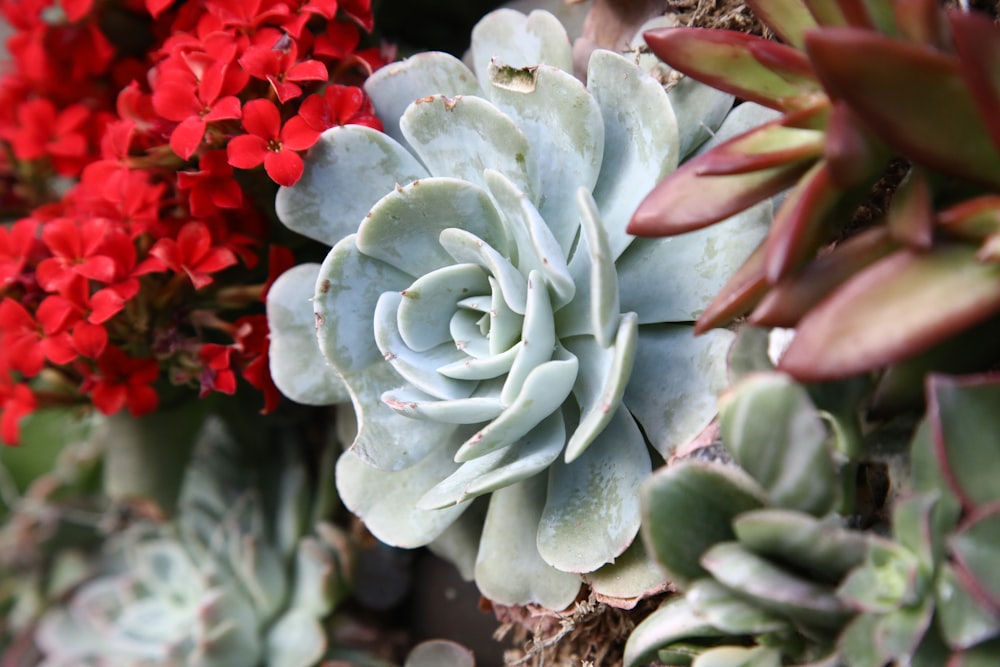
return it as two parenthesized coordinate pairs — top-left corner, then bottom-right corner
(746, 0), (819, 49)
(751, 227), (896, 328)
(805, 28), (1000, 189)
(701, 542), (851, 629)
(887, 167), (934, 250)
(937, 562), (1000, 650)
(686, 579), (788, 635)
(780, 246), (1000, 382)
(929, 374), (1000, 509)
(642, 28), (821, 112)
(949, 503), (1000, 613)
(950, 9), (1000, 156)
(624, 597), (725, 667)
(641, 461), (767, 588)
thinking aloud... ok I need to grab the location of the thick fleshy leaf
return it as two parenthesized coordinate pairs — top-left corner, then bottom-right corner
(487, 63), (603, 255)
(588, 49), (679, 259)
(561, 314), (638, 462)
(474, 475), (581, 609)
(691, 646), (782, 667)
(623, 597), (725, 667)
(485, 170), (574, 309)
(694, 240), (769, 334)
(641, 461), (767, 588)
(928, 374), (1000, 509)
(584, 538), (669, 608)
(629, 117), (821, 236)
(805, 28), (1000, 189)
(405, 640), (475, 667)
(720, 372), (838, 515)
(266, 264), (348, 406)
(501, 270), (556, 404)
(666, 75), (735, 160)
(400, 95), (537, 198)
(733, 510), (869, 579)
(364, 52), (481, 151)
(746, 0), (819, 49)
(439, 228), (528, 315)
(335, 447), (469, 548)
(700, 542), (851, 629)
(275, 126), (428, 245)
(751, 227), (897, 328)
(625, 325), (733, 459)
(950, 504), (1000, 610)
(537, 406), (649, 573)
(937, 562), (1000, 650)
(837, 537), (922, 613)
(617, 201), (771, 323)
(780, 246), (1000, 382)
(642, 28), (821, 112)
(949, 10), (1000, 156)
(315, 239), (458, 470)
(265, 609), (325, 667)
(417, 409), (564, 509)
(887, 167), (934, 250)
(686, 579), (788, 635)
(397, 263), (491, 351)
(470, 8), (573, 84)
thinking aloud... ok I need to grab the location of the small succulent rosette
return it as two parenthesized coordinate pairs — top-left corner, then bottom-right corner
(267, 9), (771, 609)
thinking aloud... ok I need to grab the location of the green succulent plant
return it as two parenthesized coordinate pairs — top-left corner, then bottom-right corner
(627, 0), (1000, 387)
(33, 416), (354, 667)
(625, 361), (1000, 666)
(266, 8), (772, 608)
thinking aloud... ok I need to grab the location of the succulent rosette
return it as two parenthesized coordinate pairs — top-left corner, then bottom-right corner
(267, 9), (771, 609)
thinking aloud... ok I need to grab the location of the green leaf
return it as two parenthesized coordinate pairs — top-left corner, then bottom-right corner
(584, 538), (670, 606)
(275, 126), (428, 245)
(641, 462), (767, 588)
(805, 28), (1000, 189)
(837, 538), (923, 613)
(936, 563), (1000, 650)
(623, 597), (725, 667)
(929, 374), (1000, 508)
(538, 406), (650, 573)
(364, 51), (481, 152)
(733, 509), (869, 579)
(686, 579), (788, 634)
(701, 542), (851, 629)
(405, 640), (476, 667)
(949, 504), (1000, 609)
(780, 245), (1000, 382)
(838, 614), (889, 667)
(745, 0), (819, 49)
(474, 475), (581, 609)
(643, 28), (821, 112)
(692, 646), (782, 667)
(266, 264), (348, 406)
(720, 372), (838, 515)
(617, 200), (771, 324)
(625, 325), (734, 459)
(470, 8), (573, 84)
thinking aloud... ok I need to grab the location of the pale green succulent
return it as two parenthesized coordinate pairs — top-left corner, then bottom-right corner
(33, 417), (352, 667)
(267, 8), (771, 609)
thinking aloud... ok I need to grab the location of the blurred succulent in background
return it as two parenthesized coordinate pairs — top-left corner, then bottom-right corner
(628, 0), (1000, 387)
(32, 416), (356, 667)
(266, 7), (773, 609)
(625, 349), (1000, 666)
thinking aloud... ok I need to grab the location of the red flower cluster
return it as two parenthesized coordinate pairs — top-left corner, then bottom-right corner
(0, 0), (389, 444)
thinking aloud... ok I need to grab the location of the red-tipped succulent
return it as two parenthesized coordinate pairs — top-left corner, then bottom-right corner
(629, 0), (1000, 388)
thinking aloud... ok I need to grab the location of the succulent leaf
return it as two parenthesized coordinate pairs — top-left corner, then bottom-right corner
(623, 597), (726, 667)
(805, 28), (1000, 189)
(779, 245), (1000, 382)
(745, 0), (819, 50)
(949, 9), (1000, 156)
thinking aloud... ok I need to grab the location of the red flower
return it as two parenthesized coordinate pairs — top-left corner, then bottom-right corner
(147, 221), (239, 289)
(36, 217), (116, 294)
(227, 99), (320, 186)
(176, 150), (243, 217)
(230, 314), (280, 412)
(0, 218), (41, 287)
(198, 342), (237, 397)
(85, 345), (159, 417)
(8, 99), (90, 170)
(0, 362), (36, 445)
(153, 56), (242, 159)
(0, 298), (76, 377)
(299, 84), (382, 132)
(238, 32), (328, 103)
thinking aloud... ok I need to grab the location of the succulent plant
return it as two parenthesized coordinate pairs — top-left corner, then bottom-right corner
(33, 415), (354, 667)
(266, 8), (772, 608)
(625, 357), (1000, 666)
(627, 0), (1000, 386)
